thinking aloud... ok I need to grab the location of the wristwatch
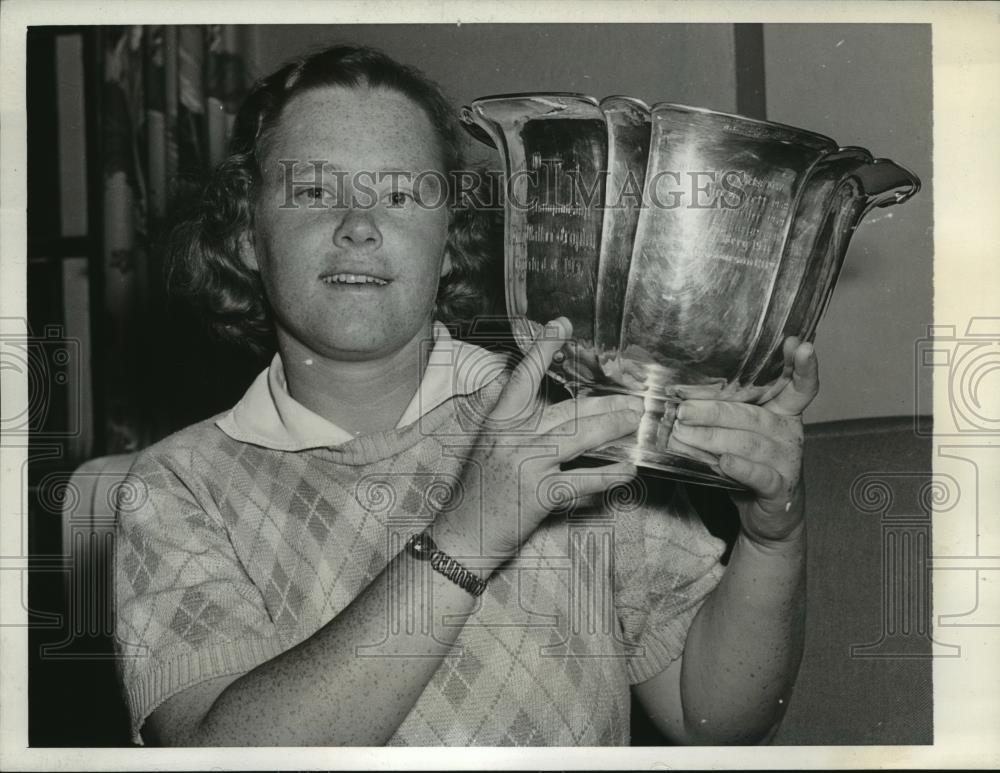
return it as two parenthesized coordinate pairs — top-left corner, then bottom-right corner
(405, 531), (488, 597)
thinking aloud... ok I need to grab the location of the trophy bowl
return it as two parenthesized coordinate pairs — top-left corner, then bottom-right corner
(461, 93), (920, 489)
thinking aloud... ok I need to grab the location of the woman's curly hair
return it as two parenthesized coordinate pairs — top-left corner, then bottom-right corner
(167, 44), (503, 356)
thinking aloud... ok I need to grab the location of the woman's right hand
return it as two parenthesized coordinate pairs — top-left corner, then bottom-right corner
(434, 317), (644, 565)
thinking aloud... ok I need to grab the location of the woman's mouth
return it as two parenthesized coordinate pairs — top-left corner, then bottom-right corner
(320, 273), (390, 287)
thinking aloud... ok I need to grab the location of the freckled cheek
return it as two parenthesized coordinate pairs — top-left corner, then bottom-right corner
(246, 227), (312, 300)
(385, 219), (449, 275)
(255, 213), (328, 270)
(396, 260), (448, 299)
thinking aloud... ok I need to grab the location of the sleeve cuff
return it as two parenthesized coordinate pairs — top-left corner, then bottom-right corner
(626, 562), (726, 685)
(121, 634), (288, 745)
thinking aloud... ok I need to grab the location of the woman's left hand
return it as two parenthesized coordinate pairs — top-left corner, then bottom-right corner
(670, 338), (820, 546)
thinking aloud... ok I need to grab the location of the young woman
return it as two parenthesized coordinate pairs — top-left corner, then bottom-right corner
(114, 44), (819, 747)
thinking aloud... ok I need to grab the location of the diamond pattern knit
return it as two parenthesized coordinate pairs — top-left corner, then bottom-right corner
(115, 379), (726, 745)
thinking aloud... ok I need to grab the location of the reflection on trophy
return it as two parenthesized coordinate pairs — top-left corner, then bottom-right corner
(461, 94), (920, 489)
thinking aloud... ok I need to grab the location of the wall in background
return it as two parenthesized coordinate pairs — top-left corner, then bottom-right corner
(251, 24), (739, 114)
(764, 24), (933, 423)
(248, 23), (932, 424)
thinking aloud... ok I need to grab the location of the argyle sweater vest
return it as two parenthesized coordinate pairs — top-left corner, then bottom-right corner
(114, 379), (726, 745)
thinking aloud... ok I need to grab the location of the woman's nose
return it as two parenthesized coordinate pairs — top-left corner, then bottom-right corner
(333, 207), (382, 250)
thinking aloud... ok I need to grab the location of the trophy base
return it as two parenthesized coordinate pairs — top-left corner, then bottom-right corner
(568, 383), (750, 491)
(566, 381), (752, 492)
(583, 441), (749, 491)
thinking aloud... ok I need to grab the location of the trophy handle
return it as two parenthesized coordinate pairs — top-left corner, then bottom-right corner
(459, 115), (498, 149)
(853, 156), (921, 218)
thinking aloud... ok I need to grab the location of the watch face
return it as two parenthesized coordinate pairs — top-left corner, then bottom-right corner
(407, 531), (436, 560)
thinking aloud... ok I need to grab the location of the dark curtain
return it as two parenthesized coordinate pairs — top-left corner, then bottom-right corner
(99, 25), (256, 454)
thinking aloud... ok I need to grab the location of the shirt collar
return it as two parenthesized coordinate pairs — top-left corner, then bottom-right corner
(216, 321), (507, 451)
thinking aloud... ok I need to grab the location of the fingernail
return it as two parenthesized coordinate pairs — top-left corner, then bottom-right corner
(624, 396), (644, 413)
(627, 410), (641, 423)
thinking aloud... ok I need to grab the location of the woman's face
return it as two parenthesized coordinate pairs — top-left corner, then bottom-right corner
(245, 84), (451, 362)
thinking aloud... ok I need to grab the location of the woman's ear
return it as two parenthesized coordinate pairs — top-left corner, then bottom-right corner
(238, 230), (259, 271)
(440, 248), (453, 279)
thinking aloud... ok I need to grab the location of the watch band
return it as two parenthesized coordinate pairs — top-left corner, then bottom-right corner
(405, 531), (488, 597)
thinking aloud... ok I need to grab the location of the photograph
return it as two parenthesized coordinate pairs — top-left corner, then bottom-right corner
(1, 1), (997, 770)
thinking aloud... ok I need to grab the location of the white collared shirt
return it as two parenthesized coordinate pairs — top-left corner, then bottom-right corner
(216, 322), (507, 450)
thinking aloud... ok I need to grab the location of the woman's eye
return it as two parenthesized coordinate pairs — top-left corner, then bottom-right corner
(298, 187), (328, 205)
(385, 190), (414, 208)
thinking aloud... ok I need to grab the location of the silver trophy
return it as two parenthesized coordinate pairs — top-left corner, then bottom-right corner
(461, 94), (920, 489)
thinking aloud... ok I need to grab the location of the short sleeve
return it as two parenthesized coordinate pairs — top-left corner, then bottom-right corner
(613, 483), (727, 684)
(114, 450), (286, 744)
